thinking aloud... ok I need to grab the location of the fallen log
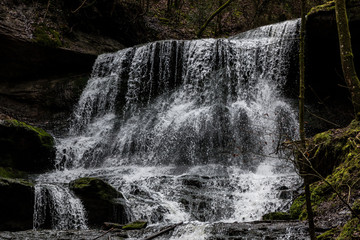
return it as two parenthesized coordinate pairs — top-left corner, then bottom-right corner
(92, 227), (114, 240)
(142, 222), (183, 240)
(103, 222), (124, 229)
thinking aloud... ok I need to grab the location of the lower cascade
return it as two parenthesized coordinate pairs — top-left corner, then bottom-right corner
(34, 19), (304, 238)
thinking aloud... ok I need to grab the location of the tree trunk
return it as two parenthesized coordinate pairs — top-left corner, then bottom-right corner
(197, 0), (233, 38)
(335, 0), (360, 119)
(304, 177), (316, 240)
(299, 0), (316, 239)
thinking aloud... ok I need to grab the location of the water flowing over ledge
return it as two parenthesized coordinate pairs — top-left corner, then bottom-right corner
(33, 19), (304, 238)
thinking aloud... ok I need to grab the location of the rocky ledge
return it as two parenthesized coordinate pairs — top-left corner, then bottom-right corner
(0, 178), (35, 231)
(0, 115), (55, 174)
(0, 0), (151, 127)
(69, 177), (129, 227)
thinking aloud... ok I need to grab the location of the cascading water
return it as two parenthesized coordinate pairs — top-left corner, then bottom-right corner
(33, 184), (87, 230)
(34, 19), (304, 238)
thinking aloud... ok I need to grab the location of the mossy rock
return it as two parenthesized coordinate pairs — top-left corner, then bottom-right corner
(291, 120), (360, 225)
(290, 194), (306, 220)
(0, 118), (55, 173)
(306, 120), (360, 182)
(33, 24), (63, 48)
(317, 228), (338, 240)
(0, 177), (34, 231)
(122, 220), (148, 230)
(337, 218), (360, 239)
(262, 212), (292, 221)
(69, 177), (122, 201)
(69, 177), (129, 227)
(0, 166), (26, 178)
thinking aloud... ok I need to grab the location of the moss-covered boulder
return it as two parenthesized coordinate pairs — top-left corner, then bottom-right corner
(306, 120), (360, 181)
(69, 177), (128, 227)
(0, 117), (55, 173)
(290, 120), (360, 236)
(0, 177), (34, 230)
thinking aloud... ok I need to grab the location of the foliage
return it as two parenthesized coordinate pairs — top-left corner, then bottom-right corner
(66, 0), (323, 39)
(337, 218), (360, 239)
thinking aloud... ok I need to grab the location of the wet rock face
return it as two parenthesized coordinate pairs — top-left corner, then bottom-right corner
(69, 177), (129, 227)
(0, 118), (55, 173)
(0, 178), (34, 231)
(0, 74), (89, 129)
(0, 0), (143, 126)
(205, 222), (309, 240)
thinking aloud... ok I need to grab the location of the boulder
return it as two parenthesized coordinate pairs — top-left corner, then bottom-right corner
(0, 177), (34, 231)
(69, 177), (128, 227)
(0, 117), (55, 173)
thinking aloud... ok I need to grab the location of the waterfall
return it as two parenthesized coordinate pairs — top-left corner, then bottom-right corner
(33, 184), (87, 230)
(35, 19), (302, 235)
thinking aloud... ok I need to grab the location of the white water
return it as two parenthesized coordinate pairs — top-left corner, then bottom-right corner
(34, 19), (302, 238)
(33, 184), (87, 230)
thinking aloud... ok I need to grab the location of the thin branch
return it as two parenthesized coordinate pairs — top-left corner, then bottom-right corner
(42, 0), (51, 22)
(92, 228), (114, 240)
(142, 222), (183, 240)
(72, 0), (88, 13)
(294, 143), (360, 221)
(305, 108), (341, 127)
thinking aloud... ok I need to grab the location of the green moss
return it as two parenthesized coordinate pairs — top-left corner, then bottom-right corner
(71, 177), (97, 188)
(0, 167), (26, 178)
(337, 218), (360, 239)
(317, 228), (338, 240)
(69, 177), (121, 201)
(311, 182), (332, 206)
(4, 119), (54, 148)
(313, 131), (333, 145)
(352, 199), (360, 218)
(291, 120), (360, 237)
(0, 177), (34, 187)
(122, 220), (147, 230)
(308, 1), (335, 16)
(290, 194), (306, 220)
(262, 212), (291, 221)
(33, 25), (63, 48)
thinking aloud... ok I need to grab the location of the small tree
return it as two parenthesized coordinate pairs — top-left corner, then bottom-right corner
(298, 0), (316, 238)
(335, 0), (360, 119)
(197, 0), (234, 38)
